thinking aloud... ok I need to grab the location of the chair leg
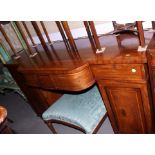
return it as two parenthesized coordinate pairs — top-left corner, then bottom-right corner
(92, 112), (108, 134)
(46, 121), (57, 134)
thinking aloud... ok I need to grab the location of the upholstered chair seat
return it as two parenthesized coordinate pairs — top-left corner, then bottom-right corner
(42, 85), (107, 134)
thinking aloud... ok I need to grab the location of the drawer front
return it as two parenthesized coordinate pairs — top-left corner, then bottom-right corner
(91, 64), (146, 81)
(53, 67), (94, 91)
(22, 66), (95, 91)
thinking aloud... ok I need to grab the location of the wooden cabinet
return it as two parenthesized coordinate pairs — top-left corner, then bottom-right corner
(98, 80), (153, 133)
(6, 31), (155, 133)
(91, 63), (154, 133)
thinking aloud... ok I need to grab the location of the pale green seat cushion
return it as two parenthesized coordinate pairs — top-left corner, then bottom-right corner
(42, 85), (106, 134)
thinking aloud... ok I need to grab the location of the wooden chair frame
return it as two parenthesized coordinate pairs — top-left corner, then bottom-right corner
(44, 112), (107, 134)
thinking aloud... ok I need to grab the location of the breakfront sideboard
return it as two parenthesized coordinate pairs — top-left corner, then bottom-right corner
(1, 21), (155, 133)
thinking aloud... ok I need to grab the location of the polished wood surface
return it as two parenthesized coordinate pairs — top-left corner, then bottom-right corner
(98, 79), (153, 133)
(91, 64), (147, 81)
(22, 63), (95, 91)
(6, 31), (155, 133)
(9, 32), (152, 68)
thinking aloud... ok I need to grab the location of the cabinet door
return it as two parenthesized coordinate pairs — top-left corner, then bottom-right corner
(98, 80), (153, 134)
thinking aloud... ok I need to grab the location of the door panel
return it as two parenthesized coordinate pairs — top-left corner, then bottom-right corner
(106, 87), (146, 133)
(98, 80), (153, 133)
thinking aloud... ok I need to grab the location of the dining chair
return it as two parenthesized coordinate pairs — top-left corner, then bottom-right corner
(42, 85), (107, 134)
(112, 21), (137, 35)
(0, 66), (26, 99)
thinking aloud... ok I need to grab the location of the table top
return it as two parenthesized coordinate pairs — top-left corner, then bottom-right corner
(7, 32), (154, 72)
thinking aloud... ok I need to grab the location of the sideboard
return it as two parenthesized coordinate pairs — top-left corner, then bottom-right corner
(6, 32), (155, 133)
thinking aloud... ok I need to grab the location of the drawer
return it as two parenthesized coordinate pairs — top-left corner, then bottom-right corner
(24, 74), (39, 87)
(22, 65), (95, 91)
(53, 67), (95, 91)
(91, 64), (146, 81)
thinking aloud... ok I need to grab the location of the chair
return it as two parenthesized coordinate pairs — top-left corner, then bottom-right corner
(112, 21), (137, 35)
(42, 85), (107, 134)
(0, 66), (26, 99)
(0, 106), (14, 134)
(0, 41), (26, 99)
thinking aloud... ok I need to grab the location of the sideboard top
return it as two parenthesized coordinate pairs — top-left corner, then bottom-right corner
(7, 32), (153, 71)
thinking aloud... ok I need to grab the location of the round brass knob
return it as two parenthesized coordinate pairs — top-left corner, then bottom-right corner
(131, 69), (136, 73)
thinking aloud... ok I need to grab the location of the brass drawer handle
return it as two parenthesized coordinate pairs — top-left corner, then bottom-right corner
(131, 69), (136, 73)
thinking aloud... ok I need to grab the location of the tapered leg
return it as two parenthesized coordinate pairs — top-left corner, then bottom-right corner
(46, 121), (57, 134)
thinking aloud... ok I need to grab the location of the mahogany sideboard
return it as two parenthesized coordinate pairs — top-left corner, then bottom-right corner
(6, 32), (155, 134)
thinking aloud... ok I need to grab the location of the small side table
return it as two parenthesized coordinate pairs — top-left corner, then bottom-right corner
(0, 106), (14, 134)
